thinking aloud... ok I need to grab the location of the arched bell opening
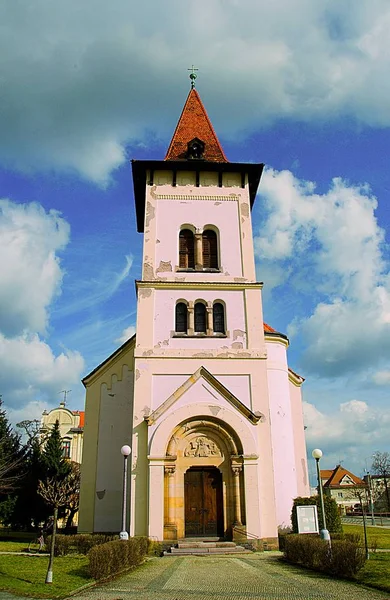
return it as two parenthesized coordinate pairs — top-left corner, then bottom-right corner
(163, 416), (244, 540)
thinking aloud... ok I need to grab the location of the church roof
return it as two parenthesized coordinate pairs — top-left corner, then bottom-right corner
(165, 89), (228, 162)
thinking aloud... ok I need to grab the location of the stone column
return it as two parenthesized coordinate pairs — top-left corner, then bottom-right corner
(206, 302), (213, 336)
(232, 466), (243, 527)
(165, 466), (176, 525)
(188, 301), (194, 335)
(195, 231), (203, 271)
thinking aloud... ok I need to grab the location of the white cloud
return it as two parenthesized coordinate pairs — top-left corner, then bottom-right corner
(0, 198), (85, 412)
(1, 1), (390, 181)
(115, 325), (136, 345)
(372, 371), (390, 385)
(0, 332), (85, 409)
(0, 199), (70, 336)
(255, 168), (390, 376)
(304, 399), (390, 472)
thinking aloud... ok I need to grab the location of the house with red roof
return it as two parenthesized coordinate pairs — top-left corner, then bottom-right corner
(320, 465), (366, 514)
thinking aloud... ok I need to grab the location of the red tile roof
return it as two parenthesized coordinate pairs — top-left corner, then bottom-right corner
(321, 465), (365, 487)
(165, 89), (228, 162)
(263, 323), (277, 333)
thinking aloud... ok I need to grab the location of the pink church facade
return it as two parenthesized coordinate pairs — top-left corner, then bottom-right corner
(78, 88), (309, 545)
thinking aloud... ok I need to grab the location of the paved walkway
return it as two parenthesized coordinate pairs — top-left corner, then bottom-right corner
(71, 553), (389, 600)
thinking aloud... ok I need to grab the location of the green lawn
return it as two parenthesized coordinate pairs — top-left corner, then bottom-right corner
(355, 553), (390, 594)
(0, 540), (31, 552)
(342, 523), (390, 549)
(0, 554), (94, 598)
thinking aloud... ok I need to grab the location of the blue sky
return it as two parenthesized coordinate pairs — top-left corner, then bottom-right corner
(1, 0), (389, 480)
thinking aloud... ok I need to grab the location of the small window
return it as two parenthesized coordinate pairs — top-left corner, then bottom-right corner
(62, 440), (71, 458)
(179, 229), (195, 269)
(202, 230), (218, 269)
(194, 302), (206, 333)
(175, 302), (188, 333)
(213, 303), (225, 333)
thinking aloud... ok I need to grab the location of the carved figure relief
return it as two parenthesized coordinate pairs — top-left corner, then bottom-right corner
(184, 436), (221, 457)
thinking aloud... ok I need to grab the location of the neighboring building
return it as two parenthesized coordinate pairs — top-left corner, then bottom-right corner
(78, 83), (310, 544)
(364, 474), (390, 512)
(40, 402), (84, 464)
(320, 465), (366, 514)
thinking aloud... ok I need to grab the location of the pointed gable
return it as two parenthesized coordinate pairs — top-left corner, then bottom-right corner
(321, 465), (365, 487)
(165, 89), (228, 162)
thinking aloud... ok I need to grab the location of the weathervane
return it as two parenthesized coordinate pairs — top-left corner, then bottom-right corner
(188, 65), (198, 89)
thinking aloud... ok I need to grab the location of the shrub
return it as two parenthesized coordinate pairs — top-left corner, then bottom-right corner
(88, 537), (149, 580)
(46, 533), (116, 556)
(291, 496), (342, 533)
(284, 534), (366, 577)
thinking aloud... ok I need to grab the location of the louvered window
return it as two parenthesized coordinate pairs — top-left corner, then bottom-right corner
(202, 230), (218, 269)
(179, 229), (195, 269)
(194, 302), (206, 333)
(175, 302), (188, 333)
(213, 303), (225, 334)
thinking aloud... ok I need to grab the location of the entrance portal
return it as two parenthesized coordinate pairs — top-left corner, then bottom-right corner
(184, 467), (223, 537)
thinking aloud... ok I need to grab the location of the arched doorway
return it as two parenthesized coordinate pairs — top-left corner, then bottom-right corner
(163, 417), (244, 540)
(184, 467), (223, 537)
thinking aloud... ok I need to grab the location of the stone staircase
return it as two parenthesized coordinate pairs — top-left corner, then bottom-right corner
(164, 540), (251, 556)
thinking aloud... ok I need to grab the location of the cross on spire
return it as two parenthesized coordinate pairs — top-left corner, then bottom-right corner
(188, 65), (198, 89)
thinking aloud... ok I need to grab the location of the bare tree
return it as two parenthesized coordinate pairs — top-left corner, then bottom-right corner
(0, 451), (22, 493)
(372, 451), (390, 511)
(63, 462), (80, 529)
(38, 476), (73, 584)
(348, 484), (370, 559)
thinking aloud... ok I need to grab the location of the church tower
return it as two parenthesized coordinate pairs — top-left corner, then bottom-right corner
(78, 82), (309, 544)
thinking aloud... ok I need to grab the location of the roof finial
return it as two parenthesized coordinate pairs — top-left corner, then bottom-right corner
(59, 389), (71, 407)
(188, 64), (198, 89)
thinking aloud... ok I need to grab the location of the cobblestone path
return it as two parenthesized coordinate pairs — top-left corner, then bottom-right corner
(72, 553), (389, 600)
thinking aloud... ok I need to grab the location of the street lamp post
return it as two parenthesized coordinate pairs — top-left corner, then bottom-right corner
(312, 448), (330, 541)
(119, 444), (131, 540)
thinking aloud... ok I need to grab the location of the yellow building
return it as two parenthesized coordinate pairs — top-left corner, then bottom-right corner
(40, 402), (84, 464)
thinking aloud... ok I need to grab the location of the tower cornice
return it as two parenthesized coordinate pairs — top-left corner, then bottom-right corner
(131, 159), (264, 232)
(136, 280), (263, 292)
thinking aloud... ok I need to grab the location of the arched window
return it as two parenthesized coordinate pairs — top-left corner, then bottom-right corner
(175, 302), (188, 333)
(194, 302), (206, 333)
(202, 230), (218, 269)
(179, 229), (195, 269)
(213, 303), (225, 334)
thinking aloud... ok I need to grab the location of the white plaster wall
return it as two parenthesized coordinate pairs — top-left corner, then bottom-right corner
(151, 373), (252, 414)
(155, 196), (243, 278)
(290, 380), (310, 497)
(153, 289), (247, 349)
(94, 367), (134, 532)
(266, 341), (298, 527)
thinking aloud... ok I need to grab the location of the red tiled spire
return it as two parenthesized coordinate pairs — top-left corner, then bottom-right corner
(165, 89), (228, 162)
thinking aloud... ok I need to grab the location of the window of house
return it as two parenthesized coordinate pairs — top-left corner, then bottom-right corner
(213, 302), (225, 333)
(194, 302), (207, 333)
(62, 439), (71, 458)
(202, 230), (218, 269)
(175, 302), (188, 333)
(179, 229), (195, 269)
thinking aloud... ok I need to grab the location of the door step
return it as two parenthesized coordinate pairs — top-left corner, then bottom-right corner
(164, 541), (251, 556)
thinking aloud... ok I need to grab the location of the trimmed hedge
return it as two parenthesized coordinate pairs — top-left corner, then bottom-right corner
(284, 534), (366, 577)
(46, 533), (116, 556)
(291, 496), (342, 534)
(89, 537), (149, 580)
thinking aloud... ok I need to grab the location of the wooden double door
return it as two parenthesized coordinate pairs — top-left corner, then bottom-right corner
(184, 467), (223, 537)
